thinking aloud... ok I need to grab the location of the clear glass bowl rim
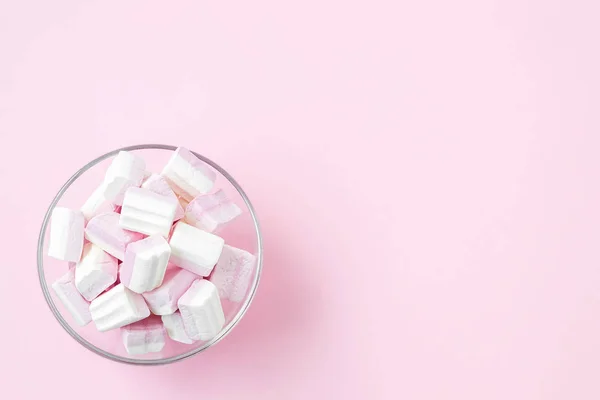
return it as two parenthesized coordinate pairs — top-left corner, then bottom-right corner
(37, 144), (263, 365)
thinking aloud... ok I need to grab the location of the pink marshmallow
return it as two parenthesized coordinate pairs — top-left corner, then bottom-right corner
(52, 267), (91, 326)
(184, 190), (242, 233)
(75, 243), (119, 301)
(161, 147), (216, 201)
(121, 316), (166, 355)
(141, 174), (185, 221)
(120, 235), (171, 294)
(85, 212), (144, 260)
(209, 245), (256, 303)
(142, 267), (198, 315)
(48, 207), (85, 262)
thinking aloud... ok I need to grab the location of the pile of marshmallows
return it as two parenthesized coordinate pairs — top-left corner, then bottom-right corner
(48, 147), (255, 355)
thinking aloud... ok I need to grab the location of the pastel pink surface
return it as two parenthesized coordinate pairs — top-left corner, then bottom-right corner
(2, 1), (600, 400)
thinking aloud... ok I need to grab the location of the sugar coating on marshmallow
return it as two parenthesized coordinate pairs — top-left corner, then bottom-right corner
(141, 174), (185, 221)
(120, 187), (178, 237)
(209, 245), (256, 303)
(178, 279), (225, 341)
(120, 235), (171, 294)
(52, 267), (91, 326)
(169, 222), (224, 277)
(103, 151), (146, 206)
(90, 283), (151, 332)
(75, 243), (119, 301)
(142, 267), (197, 315)
(85, 212), (144, 261)
(81, 184), (111, 221)
(48, 207), (85, 262)
(161, 312), (194, 344)
(121, 316), (166, 355)
(184, 190), (242, 233)
(161, 147), (216, 202)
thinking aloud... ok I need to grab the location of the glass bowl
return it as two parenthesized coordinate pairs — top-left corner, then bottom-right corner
(37, 144), (263, 365)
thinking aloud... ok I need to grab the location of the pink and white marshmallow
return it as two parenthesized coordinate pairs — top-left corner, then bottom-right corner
(121, 316), (166, 355)
(75, 243), (118, 301)
(52, 267), (91, 326)
(142, 267), (197, 315)
(120, 187), (178, 237)
(103, 151), (146, 206)
(161, 312), (194, 344)
(178, 279), (225, 341)
(141, 174), (185, 221)
(161, 147), (216, 202)
(90, 283), (150, 332)
(120, 235), (171, 294)
(48, 207), (85, 262)
(209, 245), (256, 303)
(184, 190), (242, 233)
(169, 222), (224, 277)
(85, 212), (144, 261)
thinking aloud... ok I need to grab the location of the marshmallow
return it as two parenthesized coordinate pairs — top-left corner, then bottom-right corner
(75, 243), (118, 301)
(120, 187), (178, 237)
(81, 184), (110, 220)
(184, 190), (242, 233)
(209, 245), (256, 302)
(161, 147), (216, 202)
(103, 151), (146, 206)
(169, 222), (224, 277)
(161, 312), (194, 344)
(120, 235), (171, 294)
(142, 267), (197, 315)
(141, 174), (185, 221)
(85, 212), (144, 260)
(89, 283), (151, 332)
(178, 280), (225, 341)
(121, 316), (166, 355)
(52, 267), (91, 326)
(48, 207), (85, 262)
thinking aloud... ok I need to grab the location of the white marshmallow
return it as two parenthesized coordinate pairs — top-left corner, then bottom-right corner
(103, 151), (146, 206)
(119, 187), (178, 237)
(52, 267), (91, 326)
(48, 207), (85, 262)
(89, 283), (151, 332)
(169, 222), (224, 277)
(161, 312), (194, 344)
(141, 174), (185, 221)
(75, 243), (118, 301)
(121, 316), (166, 355)
(161, 147), (216, 201)
(178, 279), (225, 341)
(120, 235), (171, 294)
(81, 184), (111, 221)
(84, 212), (144, 261)
(184, 190), (242, 233)
(209, 245), (256, 302)
(142, 267), (198, 315)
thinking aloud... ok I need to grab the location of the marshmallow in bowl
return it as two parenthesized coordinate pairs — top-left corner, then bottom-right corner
(103, 151), (146, 206)
(142, 267), (198, 315)
(209, 245), (256, 303)
(121, 316), (166, 355)
(90, 283), (150, 332)
(184, 189), (242, 233)
(161, 312), (194, 344)
(120, 187), (178, 237)
(52, 267), (91, 326)
(141, 173), (185, 221)
(169, 221), (224, 277)
(48, 207), (85, 262)
(85, 212), (144, 260)
(75, 243), (118, 301)
(161, 147), (216, 202)
(120, 235), (171, 294)
(178, 279), (225, 341)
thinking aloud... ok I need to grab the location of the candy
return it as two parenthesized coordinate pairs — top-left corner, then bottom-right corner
(161, 147), (216, 202)
(48, 207), (85, 262)
(161, 312), (194, 344)
(121, 316), (166, 355)
(103, 151), (146, 206)
(75, 243), (118, 301)
(119, 187), (178, 237)
(178, 280), (225, 341)
(184, 190), (242, 233)
(52, 267), (91, 326)
(209, 245), (256, 302)
(142, 267), (197, 315)
(141, 174), (185, 221)
(84, 212), (144, 261)
(120, 235), (171, 294)
(90, 283), (150, 332)
(169, 222), (224, 277)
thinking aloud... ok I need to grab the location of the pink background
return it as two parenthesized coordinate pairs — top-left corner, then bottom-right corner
(1, 1), (599, 399)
